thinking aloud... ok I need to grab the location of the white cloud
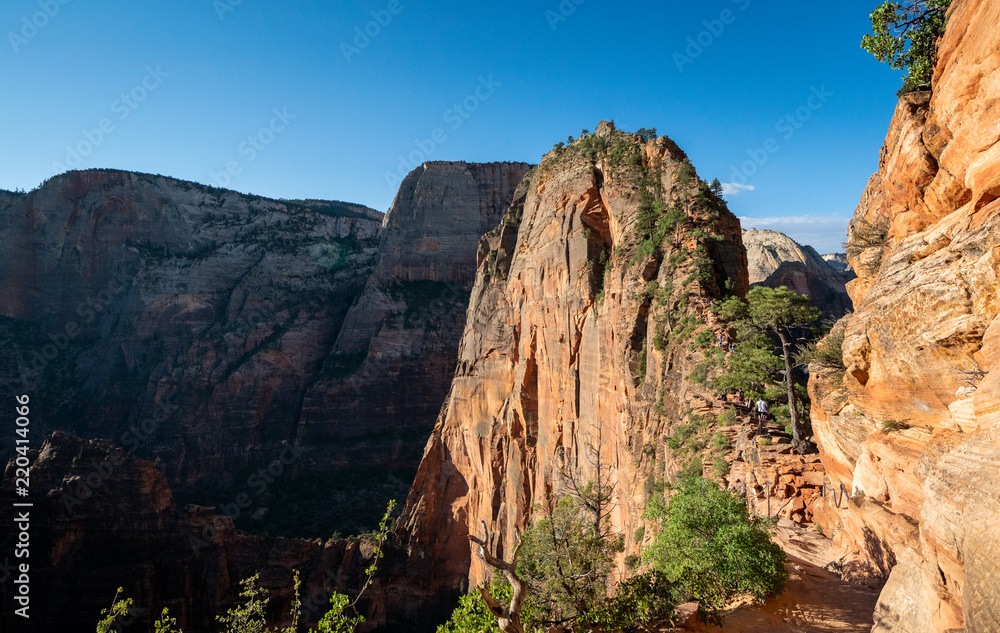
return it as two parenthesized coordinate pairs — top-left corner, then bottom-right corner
(740, 215), (852, 254)
(721, 182), (755, 196)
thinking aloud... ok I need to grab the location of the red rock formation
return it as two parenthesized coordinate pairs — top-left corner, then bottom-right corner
(808, 1), (1000, 630)
(400, 122), (749, 590)
(0, 164), (528, 537)
(0, 433), (421, 633)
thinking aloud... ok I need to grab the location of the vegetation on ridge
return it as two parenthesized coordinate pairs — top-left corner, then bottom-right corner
(862, 0), (953, 94)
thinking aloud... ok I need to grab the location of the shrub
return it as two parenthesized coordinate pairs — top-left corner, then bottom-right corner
(717, 408), (737, 427)
(757, 437), (773, 446)
(643, 477), (787, 619)
(711, 433), (730, 452)
(881, 419), (909, 433)
(691, 329), (715, 350)
(861, 0), (953, 90)
(844, 215), (890, 274)
(712, 457), (730, 477)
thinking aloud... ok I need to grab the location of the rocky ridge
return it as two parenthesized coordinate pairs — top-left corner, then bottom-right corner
(743, 228), (854, 318)
(808, 1), (1000, 631)
(400, 121), (751, 589)
(0, 164), (526, 537)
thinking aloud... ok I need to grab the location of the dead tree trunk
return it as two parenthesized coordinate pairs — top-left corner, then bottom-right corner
(468, 521), (529, 633)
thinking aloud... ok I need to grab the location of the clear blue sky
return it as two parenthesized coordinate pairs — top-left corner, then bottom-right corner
(1, 0), (903, 253)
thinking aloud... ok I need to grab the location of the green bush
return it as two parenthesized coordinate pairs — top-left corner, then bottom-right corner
(643, 478), (787, 619)
(691, 329), (715, 350)
(861, 0), (953, 90)
(711, 432), (730, 452)
(717, 408), (737, 427)
(712, 456), (730, 478)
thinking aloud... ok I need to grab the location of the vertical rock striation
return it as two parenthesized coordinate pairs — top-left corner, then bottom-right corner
(298, 162), (531, 477)
(809, 1), (1000, 631)
(400, 122), (749, 592)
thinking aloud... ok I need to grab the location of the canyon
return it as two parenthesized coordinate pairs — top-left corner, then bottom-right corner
(1, 0), (999, 630)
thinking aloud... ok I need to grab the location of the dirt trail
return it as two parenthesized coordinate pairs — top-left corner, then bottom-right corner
(684, 520), (880, 633)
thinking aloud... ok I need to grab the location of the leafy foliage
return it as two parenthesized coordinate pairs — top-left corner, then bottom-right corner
(585, 571), (682, 631)
(861, 0), (953, 92)
(715, 287), (822, 452)
(643, 478), (787, 618)
(436, 579), (540, 633)
(518, 495), (623, 627)
(712, 334), (783, 397)
(98, 502), (396, 633)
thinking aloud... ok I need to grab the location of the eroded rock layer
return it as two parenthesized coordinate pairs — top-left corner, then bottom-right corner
(809, 1), (1000, 631)
(400, 122), (749, 590)
(0, 164), (527, 537)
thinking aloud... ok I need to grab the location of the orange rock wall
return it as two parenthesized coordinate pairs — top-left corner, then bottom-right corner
(809, 2), (1000, 631)
(400, 124), (749, 590)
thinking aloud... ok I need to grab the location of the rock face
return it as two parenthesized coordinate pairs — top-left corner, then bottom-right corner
(822, 252), (852, 274)
(400, 122), (749, 590)
(0, 433), (408, 633)
(808, 1), (1000, 631)
(298, 162), (530, 478)
(743, 228), (854, 318)
(0, 164), (526, 537)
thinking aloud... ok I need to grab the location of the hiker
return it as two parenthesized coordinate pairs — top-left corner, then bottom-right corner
(755, 398), (770, 437)
(737, 389), (745, 405)
(756, 398), (769, 419)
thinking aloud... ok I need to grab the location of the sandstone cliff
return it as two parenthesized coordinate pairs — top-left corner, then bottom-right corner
(298, 162), (530, 481)
(808, 1), (1000, 631)
(400, 121), (750, 590)
(822, 252), (852, 274)
(0, 164), (525, 537)
(743, 228), (854, 318)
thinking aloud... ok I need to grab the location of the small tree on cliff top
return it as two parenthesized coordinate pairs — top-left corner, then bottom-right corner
(862, 0), (953, 93)
(715, 286), (821, 453)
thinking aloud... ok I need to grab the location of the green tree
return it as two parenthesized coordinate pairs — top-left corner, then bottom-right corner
(861, 0), (952, 92)
(518, 495), (622, 628)
(643, 477), (787, 619)
(715, 286), (821, 453)
(436, 578), (541, 633)
(711, 334), (784, 397)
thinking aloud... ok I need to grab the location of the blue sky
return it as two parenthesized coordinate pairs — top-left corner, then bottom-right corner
(1, 0), (903, 253)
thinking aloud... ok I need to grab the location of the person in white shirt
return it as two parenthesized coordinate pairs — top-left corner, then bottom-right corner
(756, 398), (768, 418)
